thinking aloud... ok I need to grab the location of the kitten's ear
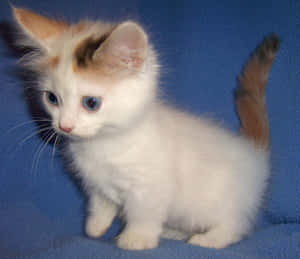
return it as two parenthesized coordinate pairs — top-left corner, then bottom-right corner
(94, 22), (148, 70)
(12, 7), (68, 51)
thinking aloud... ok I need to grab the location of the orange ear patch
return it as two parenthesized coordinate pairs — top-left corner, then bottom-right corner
(71, 21), (93, 35)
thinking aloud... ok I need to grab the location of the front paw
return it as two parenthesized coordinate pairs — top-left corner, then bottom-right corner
(117, 229), (159, 250)
(85, 215), (112, 238)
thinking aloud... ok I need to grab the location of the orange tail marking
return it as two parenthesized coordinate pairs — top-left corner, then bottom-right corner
(236, 34), (280, 149)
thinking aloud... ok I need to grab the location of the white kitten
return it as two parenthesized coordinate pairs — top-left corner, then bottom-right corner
(13, 7), (280, 250)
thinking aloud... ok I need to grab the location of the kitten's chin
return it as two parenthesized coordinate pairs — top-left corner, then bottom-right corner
(55, 128), (97, 141)
(62, 131), (99, 141)
(56, 124), (123, 141)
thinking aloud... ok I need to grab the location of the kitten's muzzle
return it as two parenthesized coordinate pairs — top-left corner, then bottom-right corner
(59, 125), (73, 133)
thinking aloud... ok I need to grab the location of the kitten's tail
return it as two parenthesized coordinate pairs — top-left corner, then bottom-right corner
(236, 34), (280, 150)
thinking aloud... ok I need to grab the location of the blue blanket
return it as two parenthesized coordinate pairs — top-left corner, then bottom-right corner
(0, 0), (299, 258)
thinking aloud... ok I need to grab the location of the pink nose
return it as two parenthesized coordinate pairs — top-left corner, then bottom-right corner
(59, 125), (73, 133)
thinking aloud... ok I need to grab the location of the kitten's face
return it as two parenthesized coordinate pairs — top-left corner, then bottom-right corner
(13, 7), (158, 139)
(42, 70), (108, 138)
(41, 62), (154, 139)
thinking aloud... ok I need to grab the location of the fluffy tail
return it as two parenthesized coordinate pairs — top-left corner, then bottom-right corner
(236, 34), (280, 150)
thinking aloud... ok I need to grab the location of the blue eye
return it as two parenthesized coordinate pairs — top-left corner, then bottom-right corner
(45, 91), (59, 106)
(82, 96), (102, 111)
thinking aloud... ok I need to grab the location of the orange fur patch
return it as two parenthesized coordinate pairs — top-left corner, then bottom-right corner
(49, 56), (60, 68)
(236, 34), (280, 149)
(71, 21), (93, 35)
(13, 7), (68, 41)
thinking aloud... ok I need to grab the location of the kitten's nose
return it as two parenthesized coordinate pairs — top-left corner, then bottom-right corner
(59, 125), (73, 133)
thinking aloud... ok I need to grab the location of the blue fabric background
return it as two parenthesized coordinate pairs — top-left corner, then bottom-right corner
(0, 0), (299, 258)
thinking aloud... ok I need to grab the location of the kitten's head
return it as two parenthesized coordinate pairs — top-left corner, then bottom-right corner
(13, 7), (158, 139)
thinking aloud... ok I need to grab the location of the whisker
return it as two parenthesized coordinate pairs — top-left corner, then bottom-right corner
(31, 129), (56, 178)
(2, 126), (54, 165)
(7, 125), (54, 159)
(28, 129), (52, 178)
(17, 126), (53, 147)
(5, 119), (52, 135)
(51, 133), (60, 171)
(52, 134), (59, 158)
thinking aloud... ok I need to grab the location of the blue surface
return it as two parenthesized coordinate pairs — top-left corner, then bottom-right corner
(0, 0), (299, 258)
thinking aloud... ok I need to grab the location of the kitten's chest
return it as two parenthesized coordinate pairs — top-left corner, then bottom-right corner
(69, 141), (135, 204)
(87, 162), (131, 205)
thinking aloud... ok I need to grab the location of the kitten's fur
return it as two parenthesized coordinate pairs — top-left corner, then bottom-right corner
(13, 7), (280, 250)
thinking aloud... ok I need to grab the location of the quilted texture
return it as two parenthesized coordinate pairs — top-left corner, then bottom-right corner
(0, 0), (299, 258)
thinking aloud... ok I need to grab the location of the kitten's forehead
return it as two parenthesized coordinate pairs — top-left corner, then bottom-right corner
(45, 21), (117, 87)
(46, 68), (106, 101)
(48, 21), (113, 70)
(41, 19), (154, 92)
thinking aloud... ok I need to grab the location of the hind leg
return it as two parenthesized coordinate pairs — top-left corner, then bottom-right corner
(188, 221), (249, 249)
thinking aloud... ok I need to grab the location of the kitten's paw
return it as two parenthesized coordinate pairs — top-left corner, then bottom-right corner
(188, 231), (239, 249)
(188, 234), (228, 249)
(85, 215), (112, 238)
(117, 230), (159, 250)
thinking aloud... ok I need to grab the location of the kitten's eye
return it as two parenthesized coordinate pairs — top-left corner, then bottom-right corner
(82, 96), (102, 111)
(44, 91), (59, 106)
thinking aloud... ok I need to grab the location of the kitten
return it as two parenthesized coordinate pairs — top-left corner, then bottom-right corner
(12, 7), (280, 250)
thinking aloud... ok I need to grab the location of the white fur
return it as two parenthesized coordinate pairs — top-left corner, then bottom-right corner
(34, 22), (269, 250)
